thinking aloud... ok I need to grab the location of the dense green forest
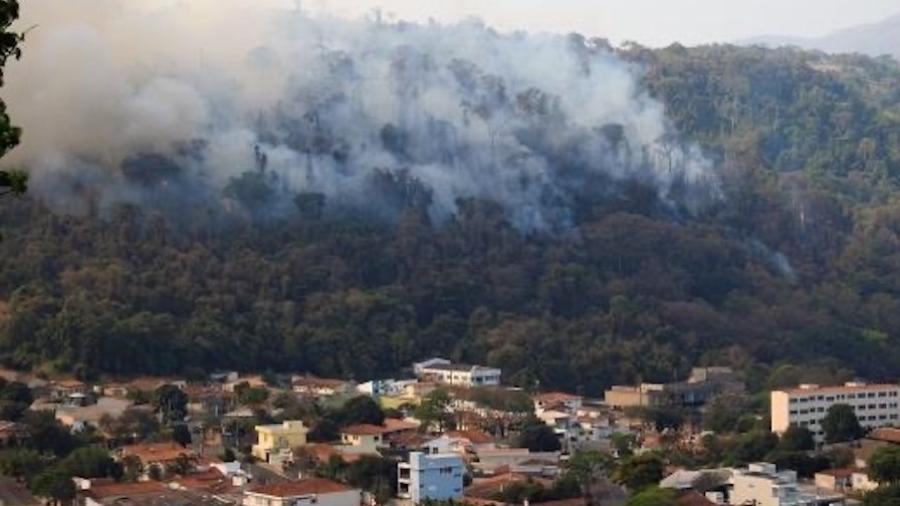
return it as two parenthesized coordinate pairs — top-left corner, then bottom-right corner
(2, 43), (900, 394)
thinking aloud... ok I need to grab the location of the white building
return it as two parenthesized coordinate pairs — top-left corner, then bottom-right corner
(732, 463), (844, 506)
(243, 478), (361, 506)
(413, 358), (501, 388)
(771, 382), (900, 442)
(356, 379), (418, 397)
(398, 451), (464, 504)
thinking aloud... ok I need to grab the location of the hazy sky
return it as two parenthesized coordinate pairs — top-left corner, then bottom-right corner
(303, 0), (900, 47)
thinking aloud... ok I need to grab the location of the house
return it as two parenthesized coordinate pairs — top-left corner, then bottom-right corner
(55, 397), (132, 432)
(50, 379), (89, 401)
(118, 441), (197, 479)
(357, 379), (419, 397)
(341, 425), (389, 451)
(464, 472), (557, 503)
(398, 451), (465, 504)
(225, 375), (267, 393)
(534, 392), (583, 414)
(771, 382), (900, 442)
(339, 419), (419, 452)
(413, 359), (501, 388)
(76, 478), (231, 506)
(292, 376), (355, 397)
(252, 420), (309, 465)
(814, 469), (854, 492)
(243, 478), (361, 506)
(471, 448), (561, 476)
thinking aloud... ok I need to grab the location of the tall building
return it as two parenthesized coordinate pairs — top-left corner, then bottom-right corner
(398, 451), (464, 504)
(771, 383), (900, 442)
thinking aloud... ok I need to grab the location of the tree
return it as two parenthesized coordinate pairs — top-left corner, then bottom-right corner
(0, 448), (45, 481)
(237, 386), (269, 407)
(0, 0), (26, 197)
(566, 450), (615, 503)
(220, 447), (236, 463)
(869, 446), (900, 485)
(614, 453), (665, 492)
(862, 483), (900, 506)
(626, 486), (677, 506)
(30, 468), (76, 506)
(516, 416), (561, 452)
(338, 396), (385, 427)
(122, 455), (143, 482)
(58, 446), (122, 480)
(172, 424), (192, 447)
(21, 411), (76, 457)
(779, 426), (815, 452)
(154, 385), (188, 425)
(414, 389), (454, 432)
(821, 404), (864, 444)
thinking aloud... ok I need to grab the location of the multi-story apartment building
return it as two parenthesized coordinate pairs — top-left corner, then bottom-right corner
(398, 451), (464, 504)
(771, 382), (900, 442)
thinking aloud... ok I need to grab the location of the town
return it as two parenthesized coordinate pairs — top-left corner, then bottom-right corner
(0, 360), (897, 506)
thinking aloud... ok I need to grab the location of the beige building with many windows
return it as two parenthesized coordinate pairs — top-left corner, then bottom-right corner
(771, 382), (900, 442)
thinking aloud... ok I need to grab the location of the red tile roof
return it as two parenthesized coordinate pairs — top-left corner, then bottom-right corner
(249, 478), (354, 497)
(121, 441), (195, 464)
(817, 468), (854, 479)
(171, 468), (236, 494)
(84, 480), (167, 499)
(446, 430), (496, 445)
(383, 418), (419, 432)
(342, 424), (390, 436)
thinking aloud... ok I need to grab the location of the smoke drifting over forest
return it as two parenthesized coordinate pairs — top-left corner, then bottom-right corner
(3, 0), (717, 230)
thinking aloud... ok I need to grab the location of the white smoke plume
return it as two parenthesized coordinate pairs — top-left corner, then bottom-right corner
(2, 0), (717, 230)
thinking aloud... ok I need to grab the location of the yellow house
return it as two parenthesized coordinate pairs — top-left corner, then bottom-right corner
(252, 420), (308, 464)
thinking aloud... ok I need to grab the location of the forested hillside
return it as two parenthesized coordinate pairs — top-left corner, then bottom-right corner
(2, 42), (900, 394)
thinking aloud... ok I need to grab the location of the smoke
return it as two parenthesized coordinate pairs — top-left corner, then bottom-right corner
(2, 0), (718, 231)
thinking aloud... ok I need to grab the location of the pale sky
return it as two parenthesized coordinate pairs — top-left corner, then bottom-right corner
(303, 0), (900, 47)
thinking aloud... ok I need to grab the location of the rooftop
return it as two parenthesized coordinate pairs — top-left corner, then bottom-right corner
(778, 382), (899, 395)
(248, 478), (354, 498)
(83, 480), (167, 499)
(868, 427), (900, 444)
(342, 424), (391, 436)
(445, 429), (496, 445)
(534, 392), (582, 404)
(120, 441), (195, 464)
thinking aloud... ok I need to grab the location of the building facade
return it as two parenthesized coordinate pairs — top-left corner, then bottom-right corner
(398, 451), (464, 504)
(252, 420), (309, 464)
(413, 359), (501, 388)
(771, 383), (900, 442)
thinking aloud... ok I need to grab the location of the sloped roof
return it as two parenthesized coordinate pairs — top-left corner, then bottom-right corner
(249, 478), (354, 497)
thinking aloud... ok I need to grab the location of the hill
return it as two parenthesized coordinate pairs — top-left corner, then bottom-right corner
(2, 30), (900, 393)
(743, 12), (900, 59)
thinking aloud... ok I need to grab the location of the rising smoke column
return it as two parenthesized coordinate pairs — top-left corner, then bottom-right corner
(2, 0), (717, 230)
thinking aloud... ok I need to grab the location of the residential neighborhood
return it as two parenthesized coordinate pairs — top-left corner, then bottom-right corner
(0, 360), (898, 506)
